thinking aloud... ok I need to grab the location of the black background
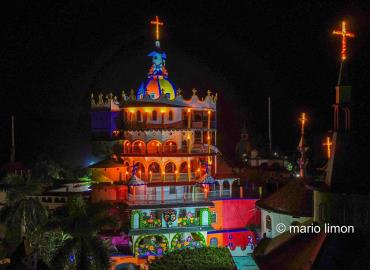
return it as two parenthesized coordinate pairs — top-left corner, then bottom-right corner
(1, 1), (369, 167)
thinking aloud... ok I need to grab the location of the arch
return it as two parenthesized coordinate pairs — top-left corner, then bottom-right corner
(210, 237), (218, 247)
(147, 140), (162, 154)
(134, 234), (169, 257)
(136, 110), (142, 122)
(168, 110), (174, 121)
(179, 162), (188, 173)
(181, 140), (188, 152)
(132, 140), (145, 154)
(163, 140), (177, 153)
(223, 181), (230, 189)
(148, 162), (161, 174)
(134, 162), (145, 177)
(152, 110), (158, 121)
(165, 162), (176, 173)
(266, 215), (272, 230)
(123, 141), (131, 154)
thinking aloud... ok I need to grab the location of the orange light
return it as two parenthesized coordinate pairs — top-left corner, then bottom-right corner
(207, 136), (210, 140)
(187, 109), (191, 113)
(156, 143), (160, 147)
(150, 16), (164, 41)
(187, 135), (190, 140)
(332, 20), (355, 61)
(197, 168), (200, 172)
(175, 170), (178, 174)
(169, 142), (172, 146)
(152, 142), (154, 146)
(207, 110), (211, 115)
(187, 164), (190, 168)
(149, 171), (152, 174)
(125, 171), (128, 175)
(323, 136), (332, 159)
(299, 112), (307, 135)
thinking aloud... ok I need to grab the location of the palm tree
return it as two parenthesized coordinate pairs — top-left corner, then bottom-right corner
(46, 195), (117, 270)
(0, 173), (47, 244)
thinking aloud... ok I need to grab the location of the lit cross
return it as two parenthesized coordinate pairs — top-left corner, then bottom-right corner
(299, 112), (306, 135)
(332, 21), (355, 61)
(323, 136), (332, 159)
(150, 16), (164, 41)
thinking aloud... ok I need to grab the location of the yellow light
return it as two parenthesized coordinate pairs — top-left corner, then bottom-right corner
(169, 142), (172, 146)
(187, 164), (190, 168)
(187, 109), (191, 113)
(207, 136), (210, 140)
(125, 171), (128, 175)
(187, 135), (190, 140)
(175, 170), (178, 174)
(323, 136), (332, 159)
(156, 143), (160, 147)
(332, 20), (355, 61)
(197, 168), (200, 172)
(150, 16), (164, 41)
(149, 171), (152, 174)
(208, 110), (211, 114)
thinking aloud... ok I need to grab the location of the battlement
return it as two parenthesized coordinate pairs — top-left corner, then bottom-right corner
(91, 89), (217, 110)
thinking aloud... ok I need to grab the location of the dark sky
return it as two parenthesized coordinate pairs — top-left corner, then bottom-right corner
(1, 1), (369, 167)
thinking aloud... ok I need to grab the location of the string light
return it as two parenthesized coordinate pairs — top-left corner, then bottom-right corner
(332, 21), (355, 61)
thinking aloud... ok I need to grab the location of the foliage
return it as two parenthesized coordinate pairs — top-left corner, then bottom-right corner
(32, 160), (65, 183)
(45, 195), (118, 270)
(0, 173), (47, 251)
(149, 247), (236, 270)
(28, 229), (71, 267)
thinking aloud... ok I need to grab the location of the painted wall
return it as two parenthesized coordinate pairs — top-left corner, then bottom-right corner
(211, 199), (261, 230)
(91, 185), (128, 202)
(260, 208), (310, 238)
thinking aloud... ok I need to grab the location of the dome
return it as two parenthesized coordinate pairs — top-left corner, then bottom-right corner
(137, 77), (176, 100)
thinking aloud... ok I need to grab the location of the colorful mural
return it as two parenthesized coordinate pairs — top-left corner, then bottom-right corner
(171, 232), (206, 250)
(178, 210), (199, 227)
(141, 212), (162, 228)
(135, 235), (168, 257)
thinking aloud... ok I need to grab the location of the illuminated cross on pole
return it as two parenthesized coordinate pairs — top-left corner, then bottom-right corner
(332, 21), (355, 61)
(323, 136), (332, 159)
(150, 16), (164, 41)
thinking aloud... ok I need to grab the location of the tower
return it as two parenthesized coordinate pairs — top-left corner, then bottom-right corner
(297, 113), (308, 178)
(332, 20), (355, 132)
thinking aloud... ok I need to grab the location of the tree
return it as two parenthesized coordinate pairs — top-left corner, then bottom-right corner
(0, 174), (47, 249)
(46, 196), (117, 270)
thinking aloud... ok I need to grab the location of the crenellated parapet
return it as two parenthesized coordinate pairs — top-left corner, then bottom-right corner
(91, 89), (217, 110)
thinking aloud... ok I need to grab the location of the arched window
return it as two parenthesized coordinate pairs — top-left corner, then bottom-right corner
(165, 162), (176, 173)
(147, 140), (162, 154)
(136, 111), (141, 122)
(180, 162), (188, 173)
(210, 237), (218, 247)
(152, 110), (157, 121)
(164, 141), (177, 153)
(169, 110), (173, 121)
(134, 162), (145, 178)
(266, 215), (272, 230)
(132, 141), (145, 154)
(148, 162), (161, 173)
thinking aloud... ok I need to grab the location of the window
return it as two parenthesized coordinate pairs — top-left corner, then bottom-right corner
(169, 110), (173, 121)
(152, 110), (157, 121)
(266, 215), (272, 230)
(170, 186), (177, 194)
(136, 111), (141, 122)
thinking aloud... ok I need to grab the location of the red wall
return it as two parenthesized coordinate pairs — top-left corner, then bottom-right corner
(212, 199), (260, 229)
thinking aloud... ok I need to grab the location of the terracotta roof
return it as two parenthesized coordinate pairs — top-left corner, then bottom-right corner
(256, 179), (312, 217)
(254, 232), (326, 270)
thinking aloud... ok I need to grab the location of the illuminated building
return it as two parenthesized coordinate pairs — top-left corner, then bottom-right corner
(88, 17), (260, 269)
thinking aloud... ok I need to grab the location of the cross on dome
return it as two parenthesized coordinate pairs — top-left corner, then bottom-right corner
(150, 16), (164, 48)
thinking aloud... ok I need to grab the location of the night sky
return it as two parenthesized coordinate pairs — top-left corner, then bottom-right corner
(1, 1), (369, 167)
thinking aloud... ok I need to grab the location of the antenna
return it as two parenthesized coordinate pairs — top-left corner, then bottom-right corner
(10, 115), (15, 162)
(268, 97), (272, 154)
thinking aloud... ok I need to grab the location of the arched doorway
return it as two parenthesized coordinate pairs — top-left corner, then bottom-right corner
(134, 162), (145, 179)
(148, 162), (161, 182)
(163, 141), (177, 153)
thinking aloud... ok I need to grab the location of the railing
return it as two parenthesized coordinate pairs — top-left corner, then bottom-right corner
(126, 190), (236, 204)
